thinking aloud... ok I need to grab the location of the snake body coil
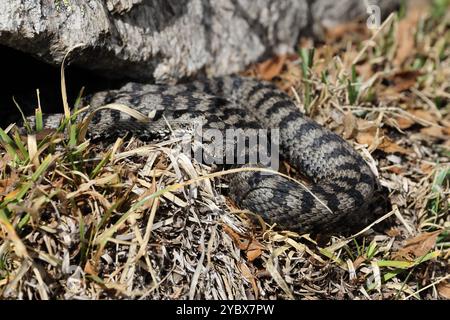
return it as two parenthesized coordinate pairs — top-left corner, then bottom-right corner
(32, 76), (376, 233)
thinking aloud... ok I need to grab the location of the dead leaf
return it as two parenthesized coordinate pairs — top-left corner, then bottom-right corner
(278, 60), (303, 92)
(441, 119), (450, 131)
(223, 224), (249, 250)
(391, 70), (422, 93)
(443, 126), (450, 136)
(394, 19), (416, 67)
(387, 166), (404, 174)
(356, 131), (377, 149)
(0, 173), (19, 196)
(343, 112), (357, 139)
(393, 115), (415, 130)
(394, 6), (424, 67)
(3, 187), (23, 203)
(445, 140), (450, 149)
(222, 225), (264, 261)
(353, 255), (366, 269)
(357, 127), (411, 155)
(411, 109), (439, 124)
(154, 156), (169, 170)
(137, 176), (157, 211)
(393, 230), (441, 261)
(239, 262), (253, 282)
(356, 125), (383, 152)
(239, 263), (259, 298)
(325, 22), (367, 41)
(420, 126), (446, 139)
(386, 227), (401, 237)
(246, 240), (265, 261)
(356, 122), (376, 141)
(247, 248), (262, 262)
(420, 163), (435, 175)
(379, 137), (410, 155)
(355, 63), (374, 81)
(253, 55), (287, 81)
(0, 153), (12, 171)
(438, 281), (450, 299)
(84, 260), (98, 276)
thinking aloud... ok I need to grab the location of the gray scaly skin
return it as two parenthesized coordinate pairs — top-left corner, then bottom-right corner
(26, 76), (376, 233)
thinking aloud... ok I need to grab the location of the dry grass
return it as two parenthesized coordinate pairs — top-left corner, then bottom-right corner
(0, 2), (449, 300)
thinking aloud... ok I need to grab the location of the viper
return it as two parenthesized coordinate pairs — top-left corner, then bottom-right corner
(24, 76), (376, 233)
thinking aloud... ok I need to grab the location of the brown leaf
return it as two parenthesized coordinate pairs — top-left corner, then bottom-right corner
(247, 248), (262, 261)
(154, 156), (169, 170)
(357, 125), (410, 154)
(438, 281), (450, 299)
(3, 187), (22, 203)
(394, 31), (414, 67)
(420, 126), (446, 139)
(391, 70), (422, 92)
(394, 115), (415, 130)
(222, 225), (264, 261)
(394, 9), (421, 66)
(441, 119), (450, 131)
(357, 118), (377, 131)
(0, 153), (12, 171)
(239, 262), (254, 282)
(278, 60), (303, 92)
(84, 260), (98, 276)
(355, 123), (408, 154)
(387, 166), (404, 174)
(356, 63), (374, 81)
(343, 112), (357, 139)
(246, 240), (265, 262)
(386, 227), (401, 237)
(239, 263), (259, 299)
(443, 126), (450, 136)
(380, 71), (422, 100)
(353, 255), (366, 269)
(325, 22), (367, 41)
(393, 230), (441, 261)
(420, 163), (435, 175)
(445, 139), (450, 148)
(222, 225), (249, 250)
(411, 109), (439, 124)
(356, 125), (379, 149)
(137, 175), (158, 211)
(0, 173), (18, 196)
(356, 133), (377, 151)
(379, 137), (410, 155)
(254, 55), (287, 81)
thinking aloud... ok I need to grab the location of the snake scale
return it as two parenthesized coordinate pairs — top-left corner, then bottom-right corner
(28, 76), (376, 233)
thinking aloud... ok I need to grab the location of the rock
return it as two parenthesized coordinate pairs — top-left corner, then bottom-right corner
(0, 0), (399, 82)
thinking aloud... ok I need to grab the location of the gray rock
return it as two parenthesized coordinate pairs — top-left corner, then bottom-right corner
(0, 0), (399, 82)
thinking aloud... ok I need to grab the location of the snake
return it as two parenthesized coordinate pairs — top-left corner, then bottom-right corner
(25, 76), (376, 233)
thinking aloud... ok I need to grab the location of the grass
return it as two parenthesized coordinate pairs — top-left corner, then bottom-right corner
(0, 3), (449, 299)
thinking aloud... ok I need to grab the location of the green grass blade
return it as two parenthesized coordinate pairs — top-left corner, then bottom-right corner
(0, 128), (19, 160)
(31, 154), (54, 182)
(35, 108), (43, 132)
(12, 96), (31, 133)
(12, 132), (29, 160)
(90, 150), (112, 179)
